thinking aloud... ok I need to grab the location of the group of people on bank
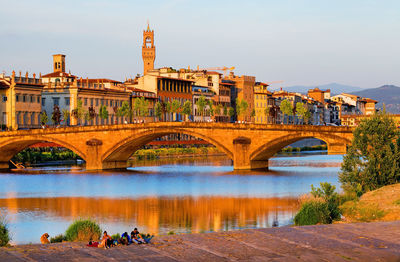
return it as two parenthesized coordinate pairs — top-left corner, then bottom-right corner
(96, 228), (153, 249)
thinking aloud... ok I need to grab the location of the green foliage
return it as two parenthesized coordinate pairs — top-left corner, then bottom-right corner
(280, 99), (293, 124)
(340, 111), (400, 195)
(250, 108), (256, 118)
(65, 219), (102, 242)
(62, 109), (70, 126)
(154, 101), (163, 120)
(236, 98), (248, 119)
(196, 96), (207, 121)
(117, 101), (132, 121)
(182, 101), (192, 120)
(311, 182), (341, 221)
(12, 148), (80, 164)
(340, 201), (385, 222)
(223, 105), (228, 116)
(167, 231), (175, 235)
(72, 99), (84, 125)
(50, 234), (67, 243)
(294, 200), (330, 226)
(228, 107), (235, 118)
(295, 102), (308, 124)
(133, 97), (150, 120)
(294, 183), (341, 226)
(111, 233), (121, 240)
(0, 216), (10, 247)
(99, 105), (109, 121)
(40, 111), (48, 125)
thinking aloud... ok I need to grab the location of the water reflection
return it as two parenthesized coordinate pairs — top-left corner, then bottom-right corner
(0, 153), (342, 244)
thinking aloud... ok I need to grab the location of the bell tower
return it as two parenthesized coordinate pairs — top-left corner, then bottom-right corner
(142, 22), (155, 75)
(53, 54), (66, 73)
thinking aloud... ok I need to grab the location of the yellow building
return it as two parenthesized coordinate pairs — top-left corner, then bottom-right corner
(0, 71), (44, 130)
(41, 54), (131, 126)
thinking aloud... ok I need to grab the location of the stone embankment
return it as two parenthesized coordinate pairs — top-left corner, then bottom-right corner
(1, 221), (400, 261)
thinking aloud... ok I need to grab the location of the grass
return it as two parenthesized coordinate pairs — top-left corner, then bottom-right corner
(50, 234), (67, 243)
(340, 201), (385, 222)
(65, 219), (102, 242)
(294, 199), (331, 226)
(393, 199), (400, 206)
(0, 216), (10, 247)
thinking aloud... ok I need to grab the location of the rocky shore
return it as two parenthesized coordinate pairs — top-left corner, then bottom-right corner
(1, 221), (400, 261)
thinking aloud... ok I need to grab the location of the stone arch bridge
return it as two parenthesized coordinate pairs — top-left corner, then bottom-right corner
(0, 123), (354, 170)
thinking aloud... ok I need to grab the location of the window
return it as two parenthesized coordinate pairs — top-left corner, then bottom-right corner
(2, 95), (6, 102)
(65, 97), (70, 106)
(90, 98), (94, 106)
(95, 98), (99, 106)
(37, 96), (40, 103)
(53, 97), (60, 106)
(42, 98), (46, 106)
(84, 98), (88, 106)
(30, 95), (34, 103)
(22, 95), (26, 102)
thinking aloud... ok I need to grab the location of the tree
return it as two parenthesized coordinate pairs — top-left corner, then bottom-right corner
(207, 99), (214, 117)
(99, 105), (109, 124)
(295, 102), (307, 125)
(62, 109), (70, 126)
(117, 101), (131, 123)
(223, 105), (228, 116)
(166, 101), (172, 121)
(87, 106), (96, 123)
(304, 110), (311, 125)
(264, 107), (270, 124)
(236, 98), (248, 121)
(40, 111), (48, 126)
(182, 100), (192, 121)
(51, 105), (62, 126)
(171, 99), (181, 121)
(340, 111), (400, 196)
(251, 108), (256, 121)
(72, 99), (84, 125)
(228, 107), (235, 121)
(215, 104), (222, 116)
(134, 97), (149, 122)
(280, 99), (293, 124)
(196, 96), (207, 122)
(154, 101), (163, 121)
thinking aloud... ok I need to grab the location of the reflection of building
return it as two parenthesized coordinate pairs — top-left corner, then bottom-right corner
(0, 72), (44, 130)
(0, 196), (298, 235)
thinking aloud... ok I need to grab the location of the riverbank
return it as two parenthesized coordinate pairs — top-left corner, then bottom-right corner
(1, 221), (400, 261)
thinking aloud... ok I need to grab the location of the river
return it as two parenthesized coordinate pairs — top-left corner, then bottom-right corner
(0, 152), (343, 244)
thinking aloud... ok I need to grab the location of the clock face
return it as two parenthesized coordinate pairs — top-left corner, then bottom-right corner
(145, 37), (152, 48)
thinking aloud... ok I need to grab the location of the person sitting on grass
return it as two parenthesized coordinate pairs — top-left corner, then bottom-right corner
(131, 228), (145, 244)
(98, 231), (112, 249)
(120, 232), (130, 245)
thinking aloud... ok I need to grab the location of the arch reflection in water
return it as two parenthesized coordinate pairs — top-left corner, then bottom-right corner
(0, 196), (298, 237)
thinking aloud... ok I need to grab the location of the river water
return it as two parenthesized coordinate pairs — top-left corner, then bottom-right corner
(0, 152), (343, 244)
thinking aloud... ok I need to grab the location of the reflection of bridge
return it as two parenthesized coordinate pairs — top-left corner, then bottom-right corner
(0, 123), (353, 170)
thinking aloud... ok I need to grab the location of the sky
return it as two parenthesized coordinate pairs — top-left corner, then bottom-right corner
(0, 0), (399, 89)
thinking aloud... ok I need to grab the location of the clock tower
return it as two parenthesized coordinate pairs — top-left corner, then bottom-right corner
(142, 23), (155, 75)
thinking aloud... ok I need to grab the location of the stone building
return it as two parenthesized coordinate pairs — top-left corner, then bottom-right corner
(41, 54), (131, 126)
(0, 71), (43, 130)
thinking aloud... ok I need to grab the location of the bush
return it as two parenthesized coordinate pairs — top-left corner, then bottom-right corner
(0, 218), (10, 247)
(65, 219), (102, 242)
(50, 234), (67, 243)
(111, 233), (120, 240)
(311, 182), (341, 221)
(340, 201), (385, 222)
(294, 200), (330, 226)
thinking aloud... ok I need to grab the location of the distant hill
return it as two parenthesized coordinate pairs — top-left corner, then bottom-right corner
(272, 83), (364, 95)
(352, 85), (400, 114)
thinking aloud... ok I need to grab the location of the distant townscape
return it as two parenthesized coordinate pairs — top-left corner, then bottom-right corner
(0, 24), (381, 131)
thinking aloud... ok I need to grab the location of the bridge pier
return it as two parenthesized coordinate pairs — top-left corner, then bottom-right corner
(233, 136), (269, 170)
(327, 143), (347, 155)
(0, 162), (9, 169)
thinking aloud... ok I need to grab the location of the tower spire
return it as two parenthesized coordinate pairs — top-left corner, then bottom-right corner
(147, 20), (150, 31)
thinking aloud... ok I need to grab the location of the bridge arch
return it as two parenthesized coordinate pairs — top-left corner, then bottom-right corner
(250, 133), (351, 162)
(0, 136), (86, 168)
(101, 128), (234, 166)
